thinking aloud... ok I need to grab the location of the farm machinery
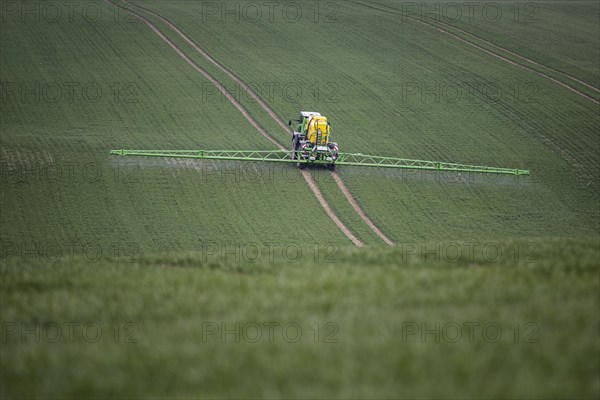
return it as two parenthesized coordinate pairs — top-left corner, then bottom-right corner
(110, 111), (529, 176)
(289, 111), (339, 170)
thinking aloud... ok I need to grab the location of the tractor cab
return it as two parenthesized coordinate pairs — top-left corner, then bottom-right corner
(300, 111), (321, 119)
(290, 111), (320, 133)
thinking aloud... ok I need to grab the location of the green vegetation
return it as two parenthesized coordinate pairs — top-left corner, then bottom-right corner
(381, 0), (600, 87)
(1, 0), (598, 398)
(1, 237), (598, 398)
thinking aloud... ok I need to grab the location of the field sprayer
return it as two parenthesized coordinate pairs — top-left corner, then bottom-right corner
(110, 111), (530, 176)
(289, 111), (339, 170)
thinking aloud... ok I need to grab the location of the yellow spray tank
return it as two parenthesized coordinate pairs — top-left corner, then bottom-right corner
(306, 115), (331, 145)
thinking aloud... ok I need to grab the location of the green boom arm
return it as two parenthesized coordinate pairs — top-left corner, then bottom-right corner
(109, 149), (530, 175)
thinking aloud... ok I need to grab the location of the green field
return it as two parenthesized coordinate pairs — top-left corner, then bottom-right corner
(1, 0), (599, 398)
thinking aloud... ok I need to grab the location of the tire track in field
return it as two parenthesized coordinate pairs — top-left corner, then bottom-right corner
(122, 0), (394, 246)
(366, 1), (599, 94)
(351, 1), (599, 104)
(432, 19), (600, 94)
(330, 172), (394, 246)
(123, 0), (291, 134)
(104, 0), (364, 247)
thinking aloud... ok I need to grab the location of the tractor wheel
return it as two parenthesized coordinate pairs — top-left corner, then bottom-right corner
(327, 163), (336, 172)
(298, 162), (307, 170)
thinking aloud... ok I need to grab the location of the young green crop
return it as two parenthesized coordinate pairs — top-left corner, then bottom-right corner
(1, 237), (598, 398)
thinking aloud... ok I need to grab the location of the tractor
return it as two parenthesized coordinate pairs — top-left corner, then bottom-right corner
(288, 111), (339, 170)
